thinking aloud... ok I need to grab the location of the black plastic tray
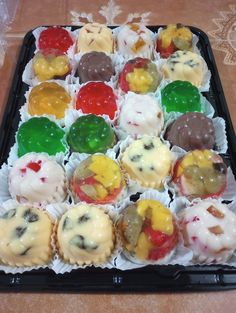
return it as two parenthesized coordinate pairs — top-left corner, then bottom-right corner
(0, 26), (236, 292)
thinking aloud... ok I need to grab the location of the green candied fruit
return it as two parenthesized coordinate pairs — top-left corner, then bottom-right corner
(17, 117), (67, 157)
(67, 114), (115, 154)
(161, 80), (201, 113)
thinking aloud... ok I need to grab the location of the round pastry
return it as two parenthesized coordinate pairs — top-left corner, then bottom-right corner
(161, 80), (201, 113)
(165, 112), (215, 151)
(76, 82), (117, 120)
(0, 205), (52, 266)
(156, 24), (193, 58)
(33, 52), (70, 81)
(120, 199), (178, 262)
(119, 57), (161, 94)
(121, 136), (173, 189)
(38, 26), (73, 54)
(57, 204), (114, 265)
(9, 153), (67, 205)
(70, 155), (125, 204)
(162, 51), (207, 88)
(17, 117), (67, 157)
(117, 23), (154, 59)
(119, 93), (164, 137)
(180, 199), (236, 263)
(173, 150), (227, 199)
(77, 52), (113, 83)
(67, 114), (115, 154)
(28, 82), (71, 119)
(77, 23), (113, 53)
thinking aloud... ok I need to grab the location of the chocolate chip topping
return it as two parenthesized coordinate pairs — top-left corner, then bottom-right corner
(23, 209), (39, 223)
(77, 51), (113, 83)
(165, 112), (215, 151)
(15, 226), (27, 238)
(1, 209), (16, 219)
(78, 214), (90, 224)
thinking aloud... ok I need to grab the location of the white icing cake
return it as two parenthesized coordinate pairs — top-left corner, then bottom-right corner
(181, 200), (236, 263)
(9, 153), (67, 205)
(121, 136), (173, 189)
(162, 50), (206, 87)
(119, 93), (164, 137)
(117, 23), (153, 59)
(0, 205), (52, 266)
(57, 204), (114, 265)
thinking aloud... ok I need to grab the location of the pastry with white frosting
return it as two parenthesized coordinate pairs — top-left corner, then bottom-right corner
(119, 93), (164, 137)
(180, 200), (236, 263)
(57, 204), (115, 265)
(0, 205), (52, 266)
(9, 153), (67, 205)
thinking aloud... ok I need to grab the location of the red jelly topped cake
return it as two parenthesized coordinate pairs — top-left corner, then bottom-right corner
(38, 27), (74, 55)
(76, 82), (117, 120)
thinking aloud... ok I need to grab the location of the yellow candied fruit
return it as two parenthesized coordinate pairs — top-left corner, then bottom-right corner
(33, 54), (70, 81)
(132, 37), (146, 53)
(88, 155), (122, 191)
(94, 184), (108, 199)
(160, 24), (192, 49)
(135, 232), (153, 260)
(137, 200), (173, 235)
(129, 23), (140, 33)
(126, 68), (153, 94)
(177, 150), (214, 177)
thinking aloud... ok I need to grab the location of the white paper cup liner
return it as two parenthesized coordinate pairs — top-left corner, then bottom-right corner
(64, 151), (128, 206)
(20, 79), (76, 126)
(0, 200), (56, 274)
(47, 202), (121, 274)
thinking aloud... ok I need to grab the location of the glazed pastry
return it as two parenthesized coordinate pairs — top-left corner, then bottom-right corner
(38, 26), (73, 54)
(9, 153), (67, 204)
(117, 23), (154, 59)
(119, 57), (161, 94)
(180, 200), (236, 263)
(70, 155), (125, 204)
(121, 136), (173, 189)
(76, 82), (117, 120)
(119, 93), (164, 137)
(120, 199), (178, 262)
(77, 52), (113, 83)
(28, 82), (71, 119)
(162, 51), (207, 88)
(57, 204), (114, 265)
(173, 150), (227, 198)
(17, 117), (67, 157)
(0, 205), (52, 266)
(67, 114), (115, 154)
(165, 112), (215, 151)
(33, 52), (70, 81)
(161, 80), (201, 113)
(156, 24), (193, 58)
(77, 23), (113, 53)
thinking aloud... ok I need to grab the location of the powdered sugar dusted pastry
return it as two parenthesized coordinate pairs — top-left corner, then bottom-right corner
(77, 23), (113, 53)
(162, 51), (207, 88)
(119, 93), (164, 137)
(57, 204), (115, 265)
(9, 153), (67, 204)
(0, 205), (52, 266)
(180, 200), (236, 263)
(117, 23), (154, 59)
(121, 136), (173, 189)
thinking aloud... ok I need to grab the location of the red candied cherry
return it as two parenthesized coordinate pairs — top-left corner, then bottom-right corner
(38, 27), (74, 54)
(76, 82), (117, 119)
